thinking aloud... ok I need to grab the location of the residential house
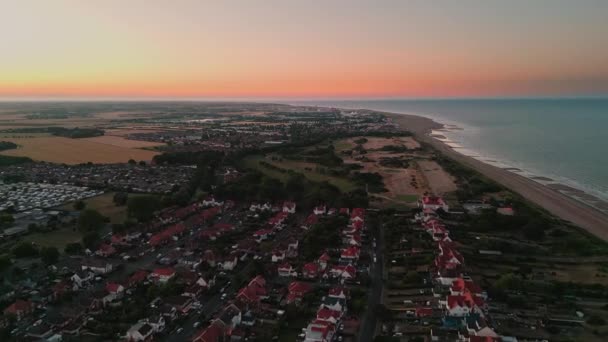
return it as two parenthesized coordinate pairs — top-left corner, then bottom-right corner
(282, 201), (296, 214)
(313, 205), (327, 215)
(192, 321), (227, 342)
(303, 319), (335, 342)
(217, 254), (238, 271)
(302, 262), (320, 279)
(81, 258), (113, 274)
(150, 268), (176, 283)
(287, 281), (313, 304)
(277, 262), (296, 277)
(4, 299), (34, 320)
(340, 246), (360, 261)
(126, 322), (156, 341)
(421, 196), (449, 212)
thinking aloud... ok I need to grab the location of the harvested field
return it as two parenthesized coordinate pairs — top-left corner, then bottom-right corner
(82, 135), (165, 148)
(417, 160), (457, 195)
(94, 110), (151, 120)
(0, 136), (159, 164)
(104, 128), (163, 136)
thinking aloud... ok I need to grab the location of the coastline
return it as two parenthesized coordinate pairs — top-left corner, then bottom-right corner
(379, 111), (608, 242)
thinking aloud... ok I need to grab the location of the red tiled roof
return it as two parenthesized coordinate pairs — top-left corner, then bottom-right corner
(129, 270), (148, 285)
(4, 300), (33, 315)
(106, 282), (123, 293)
(288, 281), (312, 295)
(152, 267), (175, 277)
(415, 306), (433, 317)
(191, 321), (226, 342)
(302, 262), (319, 276)
(277, 262), (292, 271)
(422, 196), (444, 205)
(318, 252), (331, 262)
(328, 286), (348, 297)
(317, 307), (342, 321)
(341, 246), (360, 258)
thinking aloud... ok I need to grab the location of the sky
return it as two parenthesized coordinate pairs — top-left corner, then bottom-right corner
(1, 0), (608, 100)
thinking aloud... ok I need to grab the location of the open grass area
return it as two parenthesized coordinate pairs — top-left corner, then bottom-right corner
(395, 194), (419, 203)
(22, 228), (82, 250)
(243, 154), (358, 192)
(278, 316), (309, 342)
(333, 139), (353, 152)
(0, 136), (159, 164)
(61, 192), (139, 224)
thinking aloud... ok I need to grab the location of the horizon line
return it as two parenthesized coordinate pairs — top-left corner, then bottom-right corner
(1, 94), (607, 103)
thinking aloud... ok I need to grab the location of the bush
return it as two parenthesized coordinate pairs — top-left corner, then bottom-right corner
(12, 242), (39, 258)
(77, 209), (105, 232)
(73, 200), (86, 211)
(587, 315), (606, 326)
(82, 232), (101, 250)
(128, 195), (161, 222)
(40, 247), (60, 265)
(64, 242), (84, 255)
(113, 192), (128, 206)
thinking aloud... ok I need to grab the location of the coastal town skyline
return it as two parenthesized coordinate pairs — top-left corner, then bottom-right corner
(2, 0), (608, 100)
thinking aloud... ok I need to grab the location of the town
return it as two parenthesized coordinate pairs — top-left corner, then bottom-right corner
(0, 102), (606, 342)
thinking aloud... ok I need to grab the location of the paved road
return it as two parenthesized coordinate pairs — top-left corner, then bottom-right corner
(358, 222), (385, 342)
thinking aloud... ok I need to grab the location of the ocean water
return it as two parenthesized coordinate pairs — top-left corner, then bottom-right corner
(292, 98), (608, 202)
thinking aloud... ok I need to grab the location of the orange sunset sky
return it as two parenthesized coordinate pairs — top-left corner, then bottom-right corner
(1, 0), (608, 99)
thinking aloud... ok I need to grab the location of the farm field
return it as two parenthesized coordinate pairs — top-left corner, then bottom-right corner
(0, 136), (159, 164)
(243, 154), (358, 192)
(82, 135), (165, 148)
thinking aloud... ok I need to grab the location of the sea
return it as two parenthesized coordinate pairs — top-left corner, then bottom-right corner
(290, 98), (608, 208)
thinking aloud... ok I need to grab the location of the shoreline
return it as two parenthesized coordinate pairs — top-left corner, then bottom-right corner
(377, 111), (608, 242)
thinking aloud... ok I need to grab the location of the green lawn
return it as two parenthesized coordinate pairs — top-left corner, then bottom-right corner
(61, 192), (146, 224)
(22, 228), (82, 250)
(333, 139), (353, 152)
(395, 194), (419, 203)
(243, 154), (358, 192)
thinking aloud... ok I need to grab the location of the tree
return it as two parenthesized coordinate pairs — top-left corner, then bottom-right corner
(73, 200), (86, 211)
(82, 231), (101, 250)
(77, 209), (106, 232)
(493, 273), (523, 291)
(127, 195), (161, 222)
(113, 192), (128, 206)
(112, 223), (126, 234)
(12, 242), (39, 258)
(587, 315), (606, 326)
(40, 247), (60, 265)
(0, 255), (12, 272)
(0, 213), (14, 226)
(27, 223), (39, 232)
(128, 159), (136, 165)
(64, 242), (84, 255)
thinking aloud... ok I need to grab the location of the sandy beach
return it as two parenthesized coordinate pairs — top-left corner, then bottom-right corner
(383, 111), (608, 242)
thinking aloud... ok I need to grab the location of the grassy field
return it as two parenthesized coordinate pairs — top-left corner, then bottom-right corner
(243, 154), (358, 192)
(0, 136), (159, 164)
(22, 228), (82, 250)
(61, 192), (134, 224)
(395, 194), (419, 203)
(332, 139), (353, 151)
